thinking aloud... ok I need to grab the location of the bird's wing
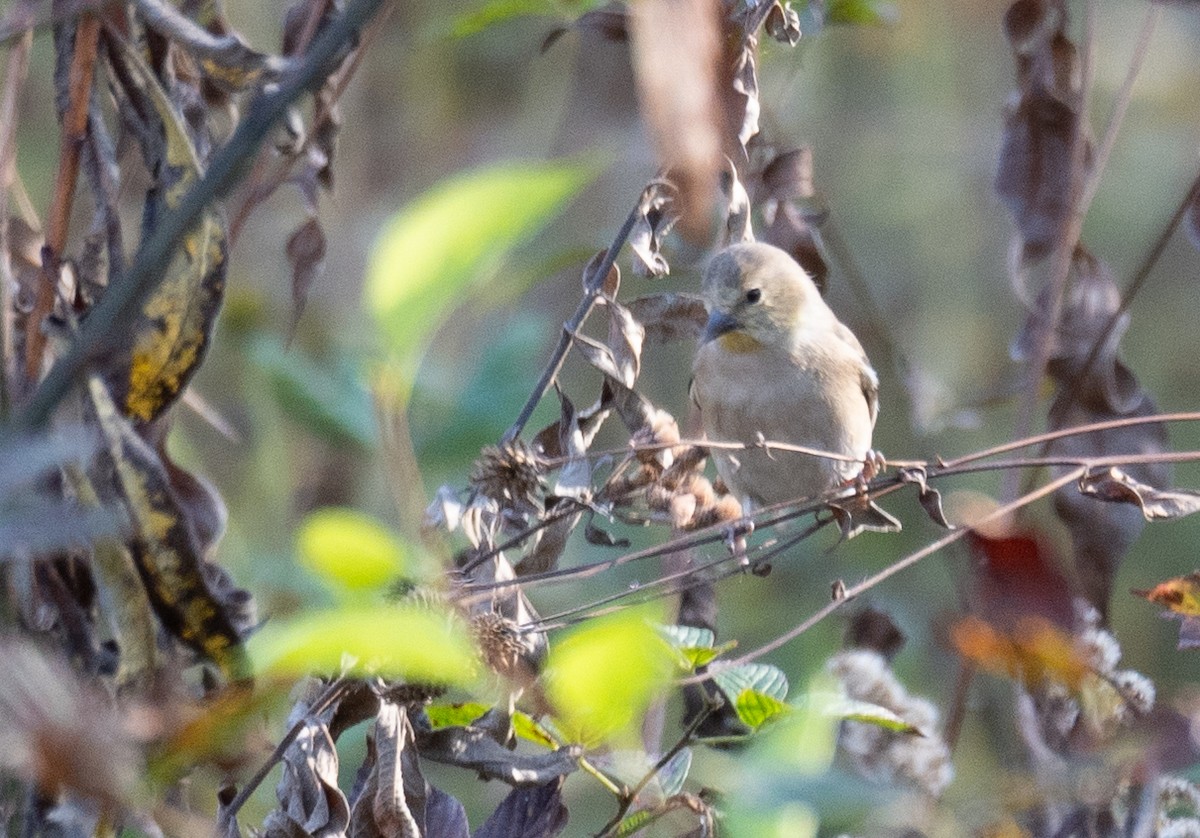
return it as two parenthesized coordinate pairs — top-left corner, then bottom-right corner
(834, 320), (879, 428)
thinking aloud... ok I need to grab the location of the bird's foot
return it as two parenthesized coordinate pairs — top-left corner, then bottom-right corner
(858, 449), (887, 490)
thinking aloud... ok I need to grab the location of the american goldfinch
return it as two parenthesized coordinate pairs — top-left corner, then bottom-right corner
(691, 241), (879, 510)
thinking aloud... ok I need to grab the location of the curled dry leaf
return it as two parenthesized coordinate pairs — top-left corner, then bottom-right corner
(102, 33), (228, 423)
(415, 725), (578, 787)
(765, 0), (802, 44)
(720, 156), (754, 245)
(629, 177), (679, 278)
(263, 685), (350, 837)
(286, 216), (326, 336)
(581, 247), (620, 298)
(625, 292), (708, 345)
(1077, 468), (1200, 522)
(89, 377), (249, 679)
(628, 0), (722, 241)
(898, 467), (953, 529)
(473, 778), (569, 838)
(828, 495), (902, 540)
(756, 148), (830, 293)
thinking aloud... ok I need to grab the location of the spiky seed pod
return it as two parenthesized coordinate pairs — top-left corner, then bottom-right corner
(469, 441), (545, 514)
(472, 611), (529, 681)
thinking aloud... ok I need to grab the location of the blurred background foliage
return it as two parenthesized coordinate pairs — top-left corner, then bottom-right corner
(11, 0), (1200, 829)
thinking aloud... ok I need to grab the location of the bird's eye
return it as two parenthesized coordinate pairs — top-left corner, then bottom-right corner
(745, 288), (762, 304)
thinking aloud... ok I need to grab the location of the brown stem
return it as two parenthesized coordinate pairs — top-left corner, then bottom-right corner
(23, 12), (100, 382)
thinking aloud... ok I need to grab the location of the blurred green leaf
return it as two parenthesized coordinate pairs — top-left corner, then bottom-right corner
(826, 0), (898, 26)
(448, 0), (556, 38)
(297, 507), (409, 593)
(735, 688), (792, 731)
(544, 608), (674, 746)
(364, 157), (602, 405)
(248, 603), (477, 683)
(249, 336), (376, 448)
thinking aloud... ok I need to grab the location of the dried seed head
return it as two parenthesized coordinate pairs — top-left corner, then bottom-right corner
(469, 441), (545, 513)
(472, 611), (529, 680)
(632, 409), (681, 465)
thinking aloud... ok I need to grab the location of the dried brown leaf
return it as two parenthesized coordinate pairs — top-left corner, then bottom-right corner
(1077, 467), (1200, 521)
(720, 157), (753, 245)
(625, 292), (707, 344)
(582, 248), (620, 298)
(765, 1), (801, 44)
(629, 178), (679, 278)
(473, 779), (569, 838)
(264, 686), (349, 837)
(828, 496), (902, 540)
(286, 216), (326, 336)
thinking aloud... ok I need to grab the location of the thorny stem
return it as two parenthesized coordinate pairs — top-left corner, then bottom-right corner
(680, 468), (1084, 684)
(1005, 0), (1097, 502)
(13, 0), (390, 430)
(596, 698), (717, 838)
(24, 12), (100, 382)
(502, 199), (643, 445)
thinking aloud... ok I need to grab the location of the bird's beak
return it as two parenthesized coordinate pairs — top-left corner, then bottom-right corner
(701, 311), (740, 344)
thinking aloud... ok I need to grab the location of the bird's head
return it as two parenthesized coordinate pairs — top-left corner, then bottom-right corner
(699, 242), (824, 353)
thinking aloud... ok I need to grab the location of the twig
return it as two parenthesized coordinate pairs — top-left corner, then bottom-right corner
(938, 410), (1200, 469)
(680, 468), (1085, 683)
(24, 12), (100, 382)
(501, 199), (643, 444)
(0, 28), (34, 417)
(596, 697), (717, 838)
(12, 0), (390, 431)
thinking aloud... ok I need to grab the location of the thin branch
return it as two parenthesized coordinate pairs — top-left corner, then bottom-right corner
(681, 468), (1084, 683)
(24, 12), (100, 382)
(938, 410), (1200, 469)
(12, 0), (391, 431)
(501, 200), (643, 444)
(596, 698), (717, 838)
(220, 678), (352, 822)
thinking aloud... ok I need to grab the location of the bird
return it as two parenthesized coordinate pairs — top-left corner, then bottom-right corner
(690, 241), (880, 512)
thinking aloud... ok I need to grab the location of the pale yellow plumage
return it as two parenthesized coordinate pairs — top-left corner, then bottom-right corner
(691, 242), (878, 510)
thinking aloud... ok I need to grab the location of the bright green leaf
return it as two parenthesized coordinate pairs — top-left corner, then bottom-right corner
(799, 692), (920, 735)
(448, 0), (556, 38)
(426, 702), (558, 749)
(296, 507), (408, 593)
(365, 157), (602, 405)
(736, 688), (792, 731)
(249, 603), (477, 683)
(544, 608), (675, 746)
(658, 624), (736, 671)
(713, 663), (789, 705)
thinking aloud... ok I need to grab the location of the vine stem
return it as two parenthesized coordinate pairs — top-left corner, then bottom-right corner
(501, 197), (643, 444)
(677, 468), (1086, 684)
(12, 0), (390, 431)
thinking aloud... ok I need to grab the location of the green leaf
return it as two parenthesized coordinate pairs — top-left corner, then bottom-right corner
(249, 336), (376, 448)
(735, 688), (792, 731)
(426, 702), (558, 749)
(448, 0), (556, 38)
(544, 608), (675, 746)
(296, 507), (409, 593)
(713, 663), (789, 704)
(249, 603), (477, 683)
(364, 157), (602, 405)
(658, 624), (736, 671)
(826, 0), (898, 26)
